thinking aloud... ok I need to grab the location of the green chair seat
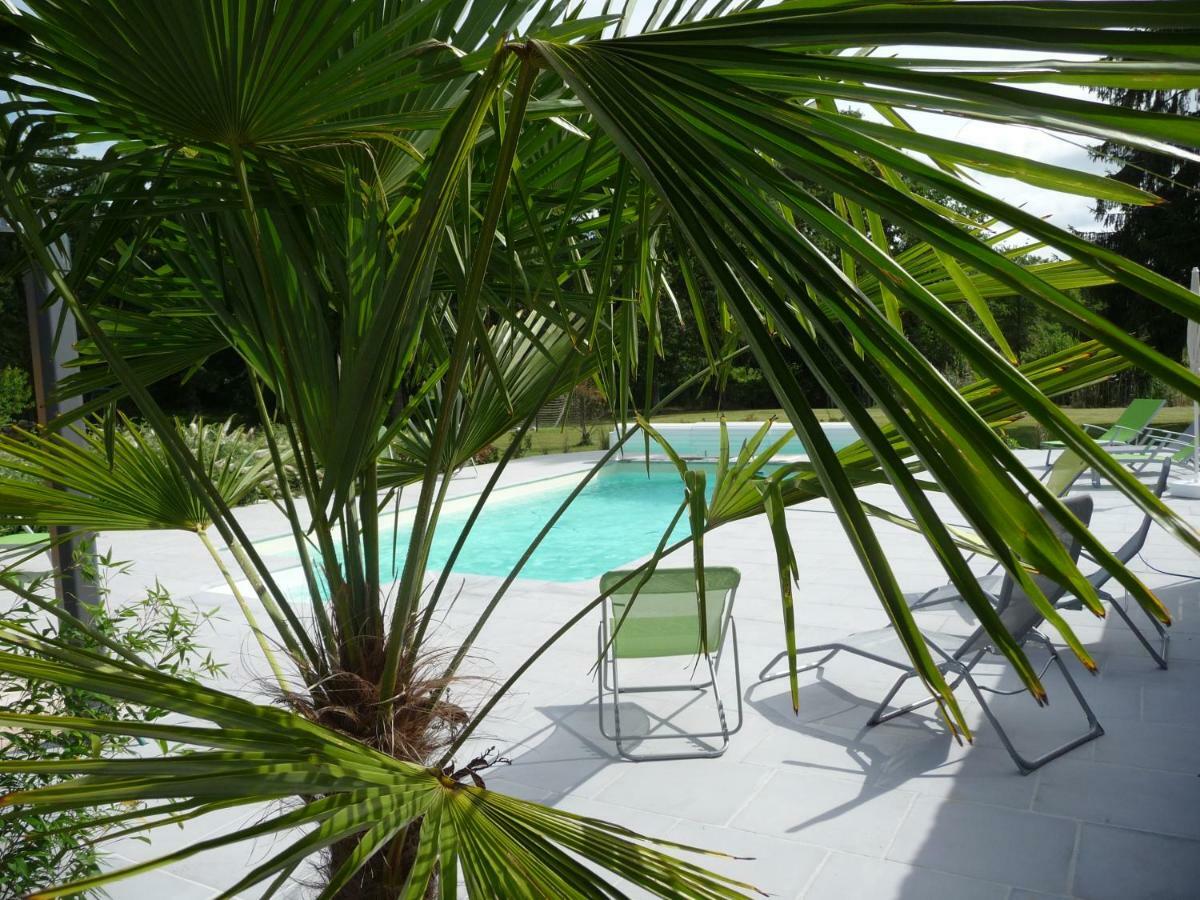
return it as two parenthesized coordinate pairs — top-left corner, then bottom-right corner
(1045, 449), (1089, 496)
(606, 588), (730, 658)
(0, 530), (52, 582)
(601, 567), (739, 659)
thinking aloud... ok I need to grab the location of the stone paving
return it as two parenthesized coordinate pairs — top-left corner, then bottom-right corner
(22, 449), (1199, 899)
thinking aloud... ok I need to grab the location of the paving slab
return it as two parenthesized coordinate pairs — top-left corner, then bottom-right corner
(1073, 823), (1200, 900)
(13, 448), (1195, 898)
(803, 851), (1009, 900)
(884, 797), (1077, 894)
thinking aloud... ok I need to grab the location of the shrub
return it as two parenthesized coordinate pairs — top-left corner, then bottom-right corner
(0, 562), (222, 893)
(0, 366), (31, 427)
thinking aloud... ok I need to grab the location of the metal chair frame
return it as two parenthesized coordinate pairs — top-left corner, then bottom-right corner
(597, 574), (743, 762)
(757, 628), (1102, 776)
(911, 461), (1172, 669)
(760, 495), (1104, 774)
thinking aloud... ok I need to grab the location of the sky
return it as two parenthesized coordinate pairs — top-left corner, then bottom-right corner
(898, 114), (1102, 232)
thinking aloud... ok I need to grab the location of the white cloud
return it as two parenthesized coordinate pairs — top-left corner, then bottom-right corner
(869, 107), (1105, 234)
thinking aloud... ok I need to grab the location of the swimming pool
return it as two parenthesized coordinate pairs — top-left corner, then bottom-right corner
(250, 423), (859, 588)
(611, 421), (858, 462)
(384, 462), (708, 582)
(248, 463), (701, 592)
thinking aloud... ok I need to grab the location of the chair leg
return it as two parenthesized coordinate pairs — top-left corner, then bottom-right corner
(867, 666), (970, 726)
(867, 671), (915, 725)
(758, 646), (839, 684)
(962, 641), (1103, 775)
(1107, 590), (1169, 670)
(598, 621), (743, 762)
(715, 618), (744, 737)
(597, 622), (611, 739)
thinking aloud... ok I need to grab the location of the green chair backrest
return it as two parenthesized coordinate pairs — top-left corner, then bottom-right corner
(1100, 398), (1164, 442)
(599, 567), (740, 659)
(1045, 449), (1088, 497)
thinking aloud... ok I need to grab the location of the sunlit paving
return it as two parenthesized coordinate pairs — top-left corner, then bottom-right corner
(1, 2), (1199, 899)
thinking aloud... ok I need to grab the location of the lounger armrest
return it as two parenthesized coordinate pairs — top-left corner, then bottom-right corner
(1150, 437), (1191, 453)
(1139, 426), (1185, 443)
(1144, 432), (1193, 451)
(1098, 423), (1144, 443)
(924, 634), (958, 666)
(1111, 439), (1186, 456)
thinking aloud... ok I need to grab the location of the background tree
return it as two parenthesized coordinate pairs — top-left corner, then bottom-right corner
(1084, 88), (1200, 390)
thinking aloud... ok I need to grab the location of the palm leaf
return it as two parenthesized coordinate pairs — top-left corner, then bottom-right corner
(0, 416), (282, 533)
(0, 626), (759, 900)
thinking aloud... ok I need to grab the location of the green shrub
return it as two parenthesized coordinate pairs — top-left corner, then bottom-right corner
(0, 561), (222, 893)
(0, 366), (31, 426)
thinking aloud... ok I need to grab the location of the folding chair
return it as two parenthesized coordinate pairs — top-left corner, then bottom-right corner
(1104, 425), (1196, 476)
(907, 448), (1087, 612)
(597, 566), (742, 761)
(759, 496), (1102, 774)
(1063, 459), (1173, 668)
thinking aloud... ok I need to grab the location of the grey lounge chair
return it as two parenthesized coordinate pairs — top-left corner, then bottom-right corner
(597, 566), (743, 761)
(760, 495), (1102, 774)
(1063, 459), (1172, 669)
(916, 460), (1172, 668)
(908, 448), (1088, 611)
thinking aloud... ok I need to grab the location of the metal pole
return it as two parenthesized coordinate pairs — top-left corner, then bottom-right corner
(19, 237), (101, 618)
(1192, 268), (1199, 479)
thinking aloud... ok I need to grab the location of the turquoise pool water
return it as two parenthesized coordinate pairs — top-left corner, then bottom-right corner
(613, 421), (859, 462)
(381, 462), (708, 582)
(379, 420), (861, 582)
(256, 421), (859, 590)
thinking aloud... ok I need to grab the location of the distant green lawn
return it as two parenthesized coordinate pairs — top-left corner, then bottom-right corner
(501, 406), (1195, 457)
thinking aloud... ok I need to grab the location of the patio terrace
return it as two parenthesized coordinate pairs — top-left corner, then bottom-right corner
(60, 448), (1200, 899)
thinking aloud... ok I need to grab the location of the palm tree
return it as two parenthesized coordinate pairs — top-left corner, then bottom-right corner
(1, 0), (1198, 895)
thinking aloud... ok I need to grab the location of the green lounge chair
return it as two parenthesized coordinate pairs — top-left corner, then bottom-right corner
(1105, 425), (1197, 475)
(1042, 398), (1164, 466)
(759, 496), (1101, 775)
(0, 528), (52, 582)
(597, 566), (742, 761)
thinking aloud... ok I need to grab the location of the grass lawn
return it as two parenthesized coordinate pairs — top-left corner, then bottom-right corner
(498, 406), (1196, 458)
